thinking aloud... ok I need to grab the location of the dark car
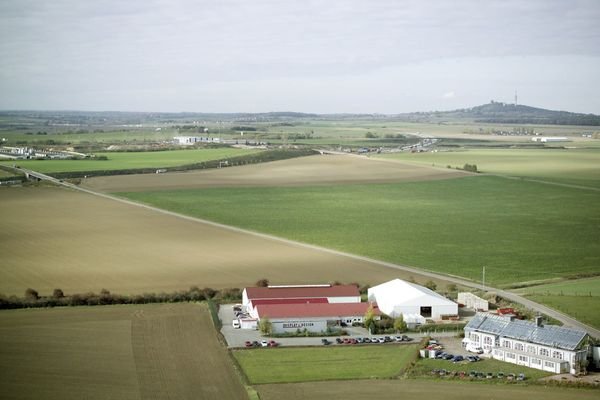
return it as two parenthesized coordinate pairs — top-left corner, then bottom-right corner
(452, 355), (464, 363)
(517, 373), (525, 381)
(363, 338), (371, 343)
(436, 352), (447, 359)
(466, 355), (478, 362)
(383, 336), (392, 342)
(252, 341), (260, 347)
(335, 338), (343, 344)
(401, 335), (412, 341)
(321, 338), (330, 345)
(443, 353), (454, 360)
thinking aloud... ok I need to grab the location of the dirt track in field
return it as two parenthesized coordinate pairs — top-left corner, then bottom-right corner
(0, 186), (435, 296)
(81, 154), (468, 192)
(0, 303), (245, 400)
(256, 379), (599, 400)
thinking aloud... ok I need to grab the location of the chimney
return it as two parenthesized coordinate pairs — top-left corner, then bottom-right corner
(535, 315), (543, 327)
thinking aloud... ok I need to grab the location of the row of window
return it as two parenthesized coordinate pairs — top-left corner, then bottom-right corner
(500, 339), (563, 359)
(501, 353), (554, 369)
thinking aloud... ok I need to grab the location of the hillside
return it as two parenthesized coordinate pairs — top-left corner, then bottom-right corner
(395, 101), (600, 126)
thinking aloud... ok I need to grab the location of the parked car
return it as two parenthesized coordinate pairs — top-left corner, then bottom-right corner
(517, 373), (525, 381)
(244, 341), (253, 348)
(402, 335), (412, 341)
(466, 355), (478, 362)
(268, 340), (278, 347)
(260, 340), (268, 347)
(395, 336), (403, 342)
(356, 337), (364, 343)
(336, 338), (343, 344)
(383, 336), (392, 343)
(443, 353), (454, 360)
(497, 372), (505, 379)
(378, 337), (386, 343)
(363, 338), (371, 343)
(321, 338), (330, 345)
(486, 372), (494, 379)
(452, 355), (464, 363)
(252, 341), (260, 347)
(435, 352), (447, 359)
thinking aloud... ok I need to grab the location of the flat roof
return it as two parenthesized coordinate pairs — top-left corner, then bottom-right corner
(255, 302), (378, 319)
(250, 298), (328, 306)
(245, 284), (359, 300)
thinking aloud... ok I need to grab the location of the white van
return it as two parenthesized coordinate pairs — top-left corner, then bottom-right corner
(232, 319), (241, 329)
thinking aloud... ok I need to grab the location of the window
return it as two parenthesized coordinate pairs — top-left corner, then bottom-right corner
(545, 361), (554, 368)
(539, 348), (549, 357)
(515, 343), (524, 351)
(471, 333), (480, 343)
(531, 358), (542, 365)
(506, 352), (516, 359)
(503, 340), (511, 349)
(527, 345), (536, 354)
(553, 351), (563, 360)
(484, 336), (492, 345)
(519, 355), (528, 362)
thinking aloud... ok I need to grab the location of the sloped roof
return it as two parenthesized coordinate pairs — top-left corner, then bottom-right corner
(368, 279), (456, 307)
(256, 302), (378, 319)
(466, 313), (587, 351)
(245, 285), (359, 300)
(250, 298), (328, 306)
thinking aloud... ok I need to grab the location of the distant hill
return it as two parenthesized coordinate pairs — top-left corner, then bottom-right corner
(394, 101), (600, 126)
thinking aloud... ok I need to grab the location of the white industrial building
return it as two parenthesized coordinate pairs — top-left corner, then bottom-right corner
(464, 313), (590, 375)
(367, 279), (458, 320)
(457, 292), (489, 311)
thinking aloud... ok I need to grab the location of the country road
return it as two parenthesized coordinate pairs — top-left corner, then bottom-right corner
(12, 165), (600, 339)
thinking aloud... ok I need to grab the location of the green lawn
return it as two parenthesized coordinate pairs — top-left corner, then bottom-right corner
(0, 148), (261, 173)
(119, 176), (600, 287)
(409, 357), (553, 381)
(233, 345), (418, 384)
(525, 294), (600, 330)
(379, 148), (600, 188)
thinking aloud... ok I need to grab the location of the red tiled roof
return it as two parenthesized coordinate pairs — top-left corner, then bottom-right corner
(250, 298), (329, 306)
(255, 302), (379, 319)
(245, 285), (359, 300)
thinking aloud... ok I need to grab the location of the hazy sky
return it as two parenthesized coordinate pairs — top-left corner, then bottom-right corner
(1, 0), (599, 113)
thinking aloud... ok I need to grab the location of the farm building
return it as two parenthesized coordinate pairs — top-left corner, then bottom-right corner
(457, 292), (489, 311)
(252, 302), (380, 334)
(173, 136), (221, 145)
(367, 279), (458, 320)
(464, 313), (590, 375)
(242, 284), (361, 310)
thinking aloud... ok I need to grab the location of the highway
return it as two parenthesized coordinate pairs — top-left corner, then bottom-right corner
(9, 165), (600, 339)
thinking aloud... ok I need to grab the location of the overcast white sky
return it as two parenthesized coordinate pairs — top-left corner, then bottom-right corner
(1, 0), (599, 113)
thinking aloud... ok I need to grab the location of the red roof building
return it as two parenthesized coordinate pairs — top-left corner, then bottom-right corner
(255, 302), (379, 319)
(242, 284), (361, 308)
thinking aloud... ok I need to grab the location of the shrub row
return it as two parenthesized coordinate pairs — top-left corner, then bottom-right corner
(0, 286), (242, 310)
(48, 148), (318, 179)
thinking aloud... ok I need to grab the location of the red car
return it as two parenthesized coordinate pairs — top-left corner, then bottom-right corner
(268, 340), (279, 347)
(244, 341), (253, 348)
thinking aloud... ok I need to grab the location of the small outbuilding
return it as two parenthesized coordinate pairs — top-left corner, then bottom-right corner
(367, 279), (458, 320)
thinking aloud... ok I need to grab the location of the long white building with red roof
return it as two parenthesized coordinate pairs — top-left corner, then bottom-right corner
(241, 284), (370, 333)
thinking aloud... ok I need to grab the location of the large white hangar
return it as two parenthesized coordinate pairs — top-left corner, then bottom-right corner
(367, 279), (458, 320)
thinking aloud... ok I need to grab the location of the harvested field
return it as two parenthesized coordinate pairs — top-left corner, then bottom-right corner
(81, 154), (468, 192)
(255, 379), (600, 400)
(0, 186), (434, 296)
(0, 303), (246, 400)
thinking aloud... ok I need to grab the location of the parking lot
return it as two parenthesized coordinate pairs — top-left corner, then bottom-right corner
(218, 303), (458, 348)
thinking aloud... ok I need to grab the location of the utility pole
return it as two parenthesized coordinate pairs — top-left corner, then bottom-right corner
(482, 266), (486, 292)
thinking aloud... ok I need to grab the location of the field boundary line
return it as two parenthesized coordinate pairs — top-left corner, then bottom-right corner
(15, 166), (600, 339)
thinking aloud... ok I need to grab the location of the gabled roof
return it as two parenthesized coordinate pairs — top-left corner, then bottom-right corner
(466, 313), (587, 351)
(368, 279), (456, 307)
(245, 285), (359, 300)
(256, 302), (378, 319)
(250, 298), (328, 306)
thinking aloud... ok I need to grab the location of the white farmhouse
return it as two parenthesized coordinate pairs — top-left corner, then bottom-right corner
(367, 279), (458, 320)
(464, 313), (590, 375)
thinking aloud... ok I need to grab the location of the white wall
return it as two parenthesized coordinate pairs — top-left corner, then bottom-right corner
(270, 318), (328, 334)
(328, 296), (361, 303)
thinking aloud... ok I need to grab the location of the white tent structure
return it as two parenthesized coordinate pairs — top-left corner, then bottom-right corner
(368, 279), (458, 320)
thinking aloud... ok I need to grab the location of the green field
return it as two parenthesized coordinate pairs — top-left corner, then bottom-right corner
(233, 345), (418, 384)
(0, 148), (261, 173)
(379, 148), (600, 188)
(0, 303), (247, 400)
(119, 176), (600, 287)
(526, 294), (600, 330)
(519, 277), (600, 296)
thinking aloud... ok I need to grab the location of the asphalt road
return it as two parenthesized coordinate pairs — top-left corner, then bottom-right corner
(12, 165), (600, 339)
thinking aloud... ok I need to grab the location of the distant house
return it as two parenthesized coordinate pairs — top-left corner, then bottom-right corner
(464, 313), (590, 375)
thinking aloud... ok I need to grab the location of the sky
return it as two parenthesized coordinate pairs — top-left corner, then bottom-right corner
(1, 0), (599, 114)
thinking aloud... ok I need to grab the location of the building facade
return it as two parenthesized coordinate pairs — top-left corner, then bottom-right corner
(464, 313), (590, 375)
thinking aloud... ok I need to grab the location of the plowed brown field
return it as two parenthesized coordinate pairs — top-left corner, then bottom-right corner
(0, 303), (246, 400)
(0, 186), (432, 296)
(81, 154), (467, 192)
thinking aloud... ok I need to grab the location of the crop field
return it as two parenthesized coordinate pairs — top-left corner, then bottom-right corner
(82, 154), (468, 192)
(119, 175), (600, 287)
(0, 148), (261, 174)
(233, 345), (419, 384)
(0, 303), (247, 400)
(255, 379), (600, 400)
(0, 186), (433, 297)
(379, 148), (600, 188)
